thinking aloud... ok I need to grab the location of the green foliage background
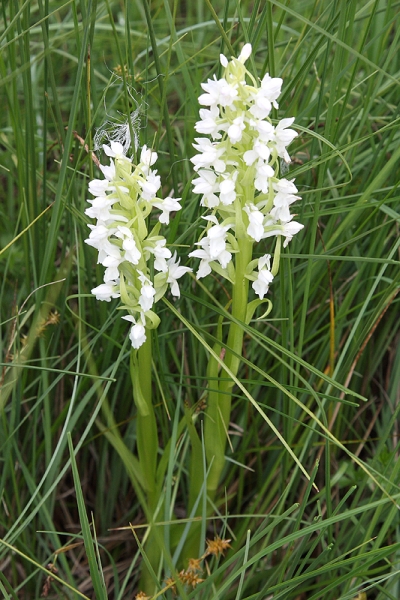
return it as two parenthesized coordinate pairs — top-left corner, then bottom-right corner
(0, 0), (399, 598)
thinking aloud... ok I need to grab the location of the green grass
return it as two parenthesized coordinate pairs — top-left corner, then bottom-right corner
(1, 0), (399, 598)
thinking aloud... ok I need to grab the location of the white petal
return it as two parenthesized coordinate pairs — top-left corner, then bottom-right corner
(238, 43), (252, 63)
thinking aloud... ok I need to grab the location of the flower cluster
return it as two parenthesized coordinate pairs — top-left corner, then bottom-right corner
(159, 536), (231, 596)
(85, 141), (190, 349)
(189, 44), (303, 298)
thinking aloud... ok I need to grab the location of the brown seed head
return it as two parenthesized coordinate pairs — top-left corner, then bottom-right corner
(180, 569), (204, 588)
(205, 536), (232, 557)
(187, 557), (203, 572)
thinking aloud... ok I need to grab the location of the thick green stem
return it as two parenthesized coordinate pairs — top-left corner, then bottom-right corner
(132, 336), (162, 594)
(135, 336), (157, 496)
(205, 233), (253, 498)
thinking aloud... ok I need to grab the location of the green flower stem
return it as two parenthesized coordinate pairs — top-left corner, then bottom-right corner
(205, 232), (253, 498)
(131, 336), (162, 594)
(134, 336), (157, 498)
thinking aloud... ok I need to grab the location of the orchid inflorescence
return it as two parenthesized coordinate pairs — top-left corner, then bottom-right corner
(189, 43), (303, 298)
(85, 44), (303, 349)
(84, 142), (190, 349)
